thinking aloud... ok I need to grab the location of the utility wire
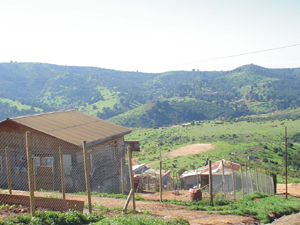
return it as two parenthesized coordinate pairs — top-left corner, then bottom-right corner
(140, 43), (300, 71)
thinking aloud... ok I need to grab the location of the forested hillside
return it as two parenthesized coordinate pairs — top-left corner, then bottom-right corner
(0, 62), (300, 127)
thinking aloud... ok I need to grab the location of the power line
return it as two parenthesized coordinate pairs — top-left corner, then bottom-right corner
(140, 43), (300, 71)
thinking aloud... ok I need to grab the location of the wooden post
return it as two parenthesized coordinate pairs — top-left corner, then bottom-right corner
(285, 126), (288, 199)
(26, 131), (35, 217)
(123, 189), (133, 211)
(249, 167), (254, 194)
(82, 141), (92, 213)
(5, 147), (12, 195)
(255, 167), (259, 192)
(264, 170), (268, 194)
(209, 160), (213, 205)
(52, 160), (55, 191)
(231, 163), (235, 200)
(127, 146), (136, 210)
(241, 165), (244, 198)
(159, 159), (163, 202)
(33, 160), (36, 191)
(221, 160), (226, 199)
(59, 147), (66, 199)
(245, 163), (249, 194)
(121, 157), (124, 194)
(259, 168), (264, 193)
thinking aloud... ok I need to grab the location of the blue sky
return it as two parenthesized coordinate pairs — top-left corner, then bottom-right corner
(1, 0), (299, 72)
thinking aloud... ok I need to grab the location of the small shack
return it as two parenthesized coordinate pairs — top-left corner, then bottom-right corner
(132, 165), (172, 191)
(180, 159), (241, 191)
(0, 110), (134, 193)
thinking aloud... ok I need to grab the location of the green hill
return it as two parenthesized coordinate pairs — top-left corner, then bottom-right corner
(1, 62), (300, 127)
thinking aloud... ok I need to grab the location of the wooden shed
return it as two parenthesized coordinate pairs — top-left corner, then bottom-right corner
(0, 110), (132, 193)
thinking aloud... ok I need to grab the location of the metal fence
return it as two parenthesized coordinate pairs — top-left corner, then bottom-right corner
(0, 131), (132, 214)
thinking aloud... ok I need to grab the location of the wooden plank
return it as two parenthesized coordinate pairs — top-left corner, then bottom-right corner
(0, 194), (84, 212)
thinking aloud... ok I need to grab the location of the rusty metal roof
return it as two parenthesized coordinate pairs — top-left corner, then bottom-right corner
(8, 110), (131, 147)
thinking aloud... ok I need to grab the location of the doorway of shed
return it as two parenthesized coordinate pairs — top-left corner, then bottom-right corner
(63, 154), (73, 192)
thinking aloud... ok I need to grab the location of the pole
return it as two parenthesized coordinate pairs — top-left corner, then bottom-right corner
(26, 131), (35, 217)
(245, 163), (249, 194)
(121, 158), (124, 194)
(209, 160), (213, 205)
(82, 141), (92, 213)
(127, 146), (136, 210)
(5, 147), (12, 195)
(241, 165), (244, 198)
(159, 148), (162, 202)
(231, 163), (235, 200)
(221, 160), (226, 199)
(255, 167), (259, 192)
(285, 126), (288, 199)
(249, 166), (254, 194)
(59, 147), (66, 199)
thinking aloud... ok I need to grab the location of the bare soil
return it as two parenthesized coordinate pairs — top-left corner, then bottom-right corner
(0, 189), (258, 225)
(145, 144), (215, 167)
(2, 184), (300, 224)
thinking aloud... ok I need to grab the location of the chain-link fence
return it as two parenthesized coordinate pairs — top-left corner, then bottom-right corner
(0, 131), (132, 214)
(180, 160), (275, 201)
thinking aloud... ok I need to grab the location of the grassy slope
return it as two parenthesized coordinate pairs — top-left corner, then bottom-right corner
(126, 117), (300, 182)
(0, 98), (42, 112)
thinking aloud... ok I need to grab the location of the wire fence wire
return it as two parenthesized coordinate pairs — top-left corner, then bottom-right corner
(180, 162), (275, 201)
(0, 131), (132, 213)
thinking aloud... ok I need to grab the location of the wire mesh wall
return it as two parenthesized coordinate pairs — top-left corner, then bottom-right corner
(0, 131), (132, 213)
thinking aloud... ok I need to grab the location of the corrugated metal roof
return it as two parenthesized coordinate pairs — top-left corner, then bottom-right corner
(7, 110), (131, 146)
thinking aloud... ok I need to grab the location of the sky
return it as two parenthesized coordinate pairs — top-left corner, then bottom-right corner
(0, 0), (300, 73)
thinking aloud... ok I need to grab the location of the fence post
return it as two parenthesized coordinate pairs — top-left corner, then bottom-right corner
(33, 160), (36, 191)
(209, 160), (213, 205)
(82, 141), (92, 214)
(231, 163), (235, 200)
(26, 131), (35, 217)
(159, 158), (163, 202)
(241, 165), (244, 198)
(245, 163), (249, 194)
(59, 147), (66, 199)
(285, 126), (288, 199)
(120, 157), (124, 194)
(264, 170), (268, 194)
(255, 167), (259, 192)
(123, 146), (136, 211)
(5, 147), (12, 195)
(221, 160), (226, 199)
(259, 168), (264, 193)
(249, 167), (254, 194)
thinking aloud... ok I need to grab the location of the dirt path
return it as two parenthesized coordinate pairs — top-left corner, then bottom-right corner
(0, 189), (257, 225)
(146, 144), (215, 167)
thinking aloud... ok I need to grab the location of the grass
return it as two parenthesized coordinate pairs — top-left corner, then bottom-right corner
(0, 209), (189, 225)
(163, 192), (300, 224)
(0, 98), (42, 112)
(126, 117), (300, 182)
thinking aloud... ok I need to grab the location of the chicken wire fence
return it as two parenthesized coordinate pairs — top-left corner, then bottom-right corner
(0, 131), (132, 212)
(180, 161), (275, 201)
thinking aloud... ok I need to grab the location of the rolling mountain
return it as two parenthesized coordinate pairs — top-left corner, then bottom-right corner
(0, 62), (300, 127)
